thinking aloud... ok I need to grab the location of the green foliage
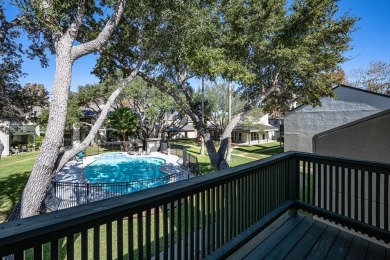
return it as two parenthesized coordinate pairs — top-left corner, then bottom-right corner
(93, 0), (356, 118)
(66, 92), (84, 130)
(35, 135), (44, 148)
(77, 76), (184, 139)
(0, 2), (49, 119)
(37, 92), (82, 131)
(227, 0), (358, 112)
(205, 81), (246, 131)
(107, 107), (139, 141)
(240, 108), (264, 129)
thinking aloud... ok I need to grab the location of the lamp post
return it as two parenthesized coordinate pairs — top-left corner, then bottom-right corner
(200, 78), (205, 155)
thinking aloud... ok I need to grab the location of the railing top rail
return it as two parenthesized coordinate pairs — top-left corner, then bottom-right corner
(54, 171), (185, 186)
(293, 151), (390, 173)
(0, 151), (296, 246)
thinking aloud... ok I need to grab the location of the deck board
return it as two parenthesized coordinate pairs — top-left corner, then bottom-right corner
(324, 229), (354, 259)
(306, 225), (340, 259)
(264, 217), (315, 259)
(345, 236), (370, 260)
(285, 220), (327, 259)
(228, 213), (390, 260)
(226, 212), (292, 260)
(366, 242), (387, 260)
(243, 214), (305, 259)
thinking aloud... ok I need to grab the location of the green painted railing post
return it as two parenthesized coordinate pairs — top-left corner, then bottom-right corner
(288, 155), (299, 201)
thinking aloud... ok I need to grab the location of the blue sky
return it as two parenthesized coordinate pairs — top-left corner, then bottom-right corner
(15, 0), (390, 93)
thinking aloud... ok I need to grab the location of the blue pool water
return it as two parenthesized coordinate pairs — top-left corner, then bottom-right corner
(85, 153), (168, 194)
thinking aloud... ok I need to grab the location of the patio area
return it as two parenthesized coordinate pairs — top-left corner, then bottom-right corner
(45, 151), (193, 211)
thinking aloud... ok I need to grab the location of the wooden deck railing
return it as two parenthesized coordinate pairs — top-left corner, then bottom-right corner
(0, 152), (389, 259)
(296, 153), (390, 241)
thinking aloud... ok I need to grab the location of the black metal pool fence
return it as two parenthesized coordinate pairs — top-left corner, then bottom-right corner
(47, 171), (188, 210)
(42, 142), (199, 210)
(66, 141), (199, 175)
(169, 143), (199, 175)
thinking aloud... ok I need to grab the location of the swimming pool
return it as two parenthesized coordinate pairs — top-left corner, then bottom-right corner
(85, 153), (168, 194)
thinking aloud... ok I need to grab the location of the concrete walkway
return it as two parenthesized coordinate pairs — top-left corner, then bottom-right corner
(46, 152), (193, 210)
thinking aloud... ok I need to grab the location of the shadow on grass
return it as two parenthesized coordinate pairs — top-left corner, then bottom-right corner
(0, 172), (30, 222)
(234, 145), (281, 154)
(259, 147), (284, 156)
(170, 139), (200, 146)
(197, 162), (214, 175)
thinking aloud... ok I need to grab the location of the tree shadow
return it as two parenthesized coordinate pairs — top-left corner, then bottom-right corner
(0, 172), (30, 222)
(197, 162), (214, 175)
(234, 144), (281, 154)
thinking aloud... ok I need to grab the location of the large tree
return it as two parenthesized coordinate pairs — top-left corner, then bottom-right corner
(18, 0), (130, 218)
(14, 0), (356, 217)
(95, 0), (357, 171)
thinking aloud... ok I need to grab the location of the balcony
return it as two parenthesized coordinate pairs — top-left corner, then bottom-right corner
(0, 151), (389, 259)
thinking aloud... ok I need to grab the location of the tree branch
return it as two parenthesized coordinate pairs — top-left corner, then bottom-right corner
(138, 72), (201, 125)
(56, 57), (143, 171)
(67, 0), (86, 39)
(71, 0), (126, 60)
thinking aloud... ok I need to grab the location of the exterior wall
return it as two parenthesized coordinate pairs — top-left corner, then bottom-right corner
(269, 118), (282, 139)
(0, 120), (10, 157)
(335, 86), (390, 110)
(259, 114), (269, 125)
(284, 86), (390, 153)
(313, 110), (390, 163)
(186, 131), (198, 139)
(233, 131), (276, 145)
(242, 132), (249, 144)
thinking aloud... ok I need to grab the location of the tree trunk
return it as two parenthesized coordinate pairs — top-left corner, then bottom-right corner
(200, 135), (205, 155)
(139, 72), (278, 172)
(0, 139), (4, 159)
(20, 37), (73, 218)
(72, 123), (81, 146)
(18, 0), (127, 218)
(226, 137), (232, 162)
(56, 67), (141, 171)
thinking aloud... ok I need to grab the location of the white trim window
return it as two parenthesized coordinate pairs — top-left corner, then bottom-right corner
(250, 132), (259, 141)
(231, 132), (242, 142)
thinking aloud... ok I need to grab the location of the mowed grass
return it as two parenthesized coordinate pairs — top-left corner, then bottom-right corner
(185, 141), (283, 174)
(0, 142), (283, 258)
(0, 146), (115, 222)
(0, 151), (39, 222)
(0, 142), (283, 222)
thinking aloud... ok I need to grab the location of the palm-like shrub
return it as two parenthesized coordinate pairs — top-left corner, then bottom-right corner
(107, 108), (139, 142)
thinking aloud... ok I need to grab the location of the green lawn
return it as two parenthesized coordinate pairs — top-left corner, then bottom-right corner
(184, 141), (283, 174)
(0, 142), (283, 222)
(0, 143), (283, 257)
(0, 151), (39, 222)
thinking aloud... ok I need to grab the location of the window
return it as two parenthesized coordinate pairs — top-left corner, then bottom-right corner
(231, 132), (242, 142)
(251, 132), (259, 141)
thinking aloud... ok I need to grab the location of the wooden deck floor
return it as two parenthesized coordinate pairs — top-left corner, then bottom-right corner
(228, 212), (390, 260)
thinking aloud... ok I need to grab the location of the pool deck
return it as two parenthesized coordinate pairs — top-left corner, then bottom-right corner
(54, 151), (194, 183)
(45, 152), (194, 211)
